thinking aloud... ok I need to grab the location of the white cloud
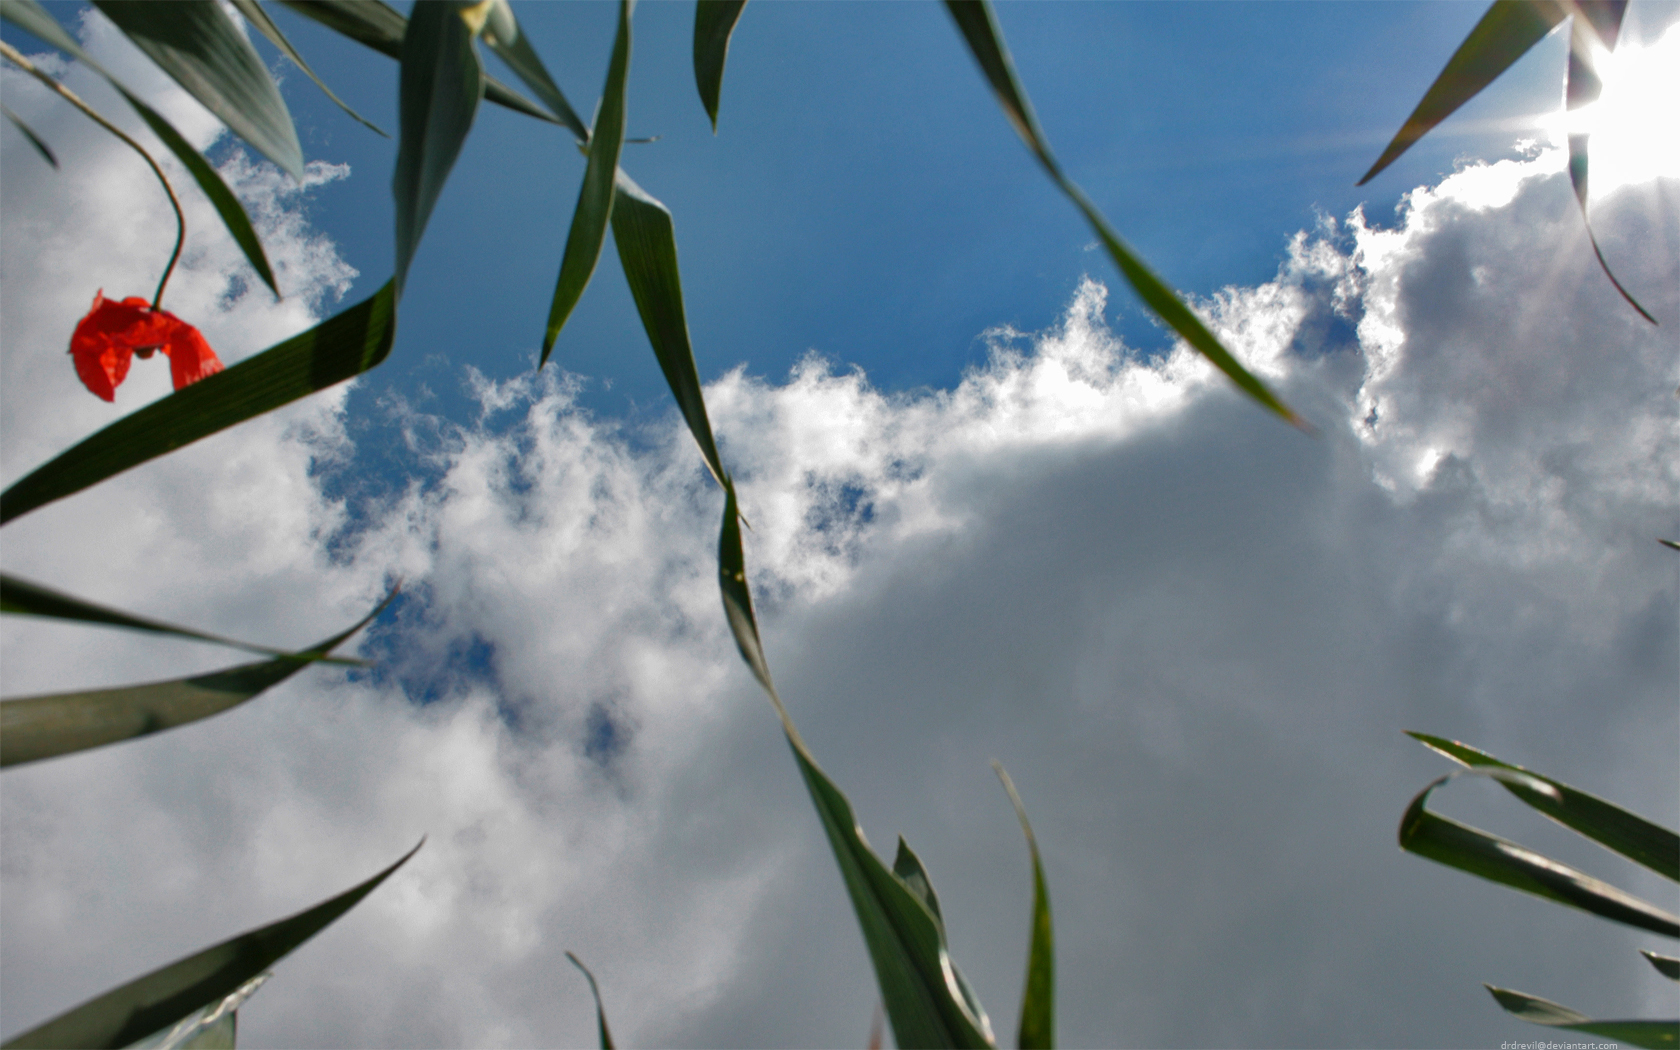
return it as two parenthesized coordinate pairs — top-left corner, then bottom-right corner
(2, 17), (1676, 1048)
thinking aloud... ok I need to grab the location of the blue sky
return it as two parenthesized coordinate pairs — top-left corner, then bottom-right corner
(2, 3), (1679, 1048)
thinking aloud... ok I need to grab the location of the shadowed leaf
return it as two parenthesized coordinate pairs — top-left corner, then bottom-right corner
(994, 762), (1053, 1050)
(1409, 733), (1678, 881)
(480, 0), (588, 142)
(3, 104), (56, 166)
(1644, 950), (1680, 982)
(229, 0), (388, 137)
(91, 0), (303, 179)
(0, 842), (421, 1050)
(122, 971), (264, 1050)
(1398, 775), (1679, 937)
(1485, 985), (1678, 1049)
(0, 588), (393, 767)
(693, 0), (746, 131)
(565, 953), (615, 1050)
(541, 0), (631, 365)
(1, 282), (397, 525)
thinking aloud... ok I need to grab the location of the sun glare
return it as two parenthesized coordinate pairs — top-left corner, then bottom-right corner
(1542, 24), (1680, 196)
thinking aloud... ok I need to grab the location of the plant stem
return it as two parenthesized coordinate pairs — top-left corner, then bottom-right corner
(0, 40), (186, 310)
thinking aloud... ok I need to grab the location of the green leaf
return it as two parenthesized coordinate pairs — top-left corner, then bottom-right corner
(0, 841), (421, 1050)
(716, 485), (996, 1049)
(1, 0), (278, 296)
(541, 0), (631, 365)
(1485, 986), (1679, 1049)
(123, 971), (264, 1050)
(1408, 733), (1679, 882)
(273, 0), (563, 126)
(228, 0), (388, 137)
(611, 170), (727, 485)
(90, 0), (303, 180)
(942, 0), (1305, 430)
(393, 1), (484, 299)
(993, 763), (1053, 1050)
(1661, 539), (1680, 552)
(892, 838), (946, 925)
(3, 104), (57, 167)
(479, 0), (588, 143)
(1398, 775), (1679, 937)
(564, 952), (616, 1050)
(1, 281), (397, 526)
(0, 588), (393, 767)
(693, 0), (746, 132)
(0, 573), (362, 666)
(1644, 950), (1680, 982)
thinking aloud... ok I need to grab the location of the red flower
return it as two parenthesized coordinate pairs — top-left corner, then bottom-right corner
(69, 291), (223, 402)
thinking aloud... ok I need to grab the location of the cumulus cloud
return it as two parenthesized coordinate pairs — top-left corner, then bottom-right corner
(2, 17), (1677, 1050)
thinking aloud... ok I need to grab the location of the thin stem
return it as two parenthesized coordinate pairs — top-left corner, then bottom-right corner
(1, 40), (186, 309)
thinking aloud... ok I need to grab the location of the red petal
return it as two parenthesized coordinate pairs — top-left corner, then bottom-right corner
(67, 292), (223, 399)
(162, 317), (223, 390)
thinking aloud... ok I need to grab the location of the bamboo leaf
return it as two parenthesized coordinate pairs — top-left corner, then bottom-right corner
(1644, 950), (1680, 982)
(479, 0), (588, 142)
(228, 0), (387, 137)
(1408, 733), (1679, 881)
(1398, 775), (1679, 937)
(0, 842), (421, 1050)
(1485, 986), (1678, 1049)
(693, 0), (746, 132)
(1, 281), (397, 525)
(993, 762), (1053, 1050)
(942, 0), (1305, 430)
(564, 953), (615, 1050)
(90, 0), (303, 180)
(0, 0), (278, 295)
(541, 0), (631, 365)
(3, 104), (57, 166)
(0, 588), (393, 767)
(611, 170), (726, 485)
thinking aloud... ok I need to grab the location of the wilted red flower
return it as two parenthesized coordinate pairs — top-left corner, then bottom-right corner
(69, 290), (223, 402)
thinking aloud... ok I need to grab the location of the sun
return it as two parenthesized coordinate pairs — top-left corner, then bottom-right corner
(1542, 23), (1680, 198)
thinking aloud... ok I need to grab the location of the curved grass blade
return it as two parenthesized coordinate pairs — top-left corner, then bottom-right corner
(993, 762), (1053, 1050)
(541, 0), (631, 365)
(1358, 0), (1564, 186)
(1, 281), (397, 525)
(480, 1), (588, 143)
(693, 0), (746, 132)
(3, 104), (57, 167)
(393, 2), (484, 299)
(611, 171), (726, 484)
(1, 0), (278, 296)
(1408, 733), (1679, 881)
(0, 841), (421, 1050)
(90, 0), (303, 180)
(1643, 950), (1680, 981)
(1485, 986), (1678, 1049)
(717, 486), (996, 1049)
(1398, 775), (1679, 937)
(942, 0), (1304, 430)
(273, 0), (561, 125)
(125, 971), (264, 1050)
(0, 587), (393, 767)
(228, 0), (387, 137)
(564, 952), (615, 1050)
(0, 573), (362, 666)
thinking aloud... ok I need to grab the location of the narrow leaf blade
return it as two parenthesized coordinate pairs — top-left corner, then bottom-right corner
(993, 762), (1053, 1050)
(228, 0), (388, 137)
(693, 0), (746, 132)
(481, 2), (588, 142)
(1408, 733), (1679, 881)
(1485, 986), (1679, 1049)
(1398, 777), (1680, 937)
(91, 0), (304, 179)
(1643, 950), (1680, 982)
(564, 952), (616, 1050)
(1, 282), (397, 525)
(3, 104), (57, 166)
(0, 842), (422, 1050)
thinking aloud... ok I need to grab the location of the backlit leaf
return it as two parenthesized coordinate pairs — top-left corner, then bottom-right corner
(693, 0), (746, 131)
(994, 762), (1053, 1050)
(1485, 985), (1678, 1049)
(228, 0), (388, 137)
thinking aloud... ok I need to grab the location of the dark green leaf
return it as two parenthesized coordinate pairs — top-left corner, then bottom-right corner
(274, 0), (562, 125)
(0, 573), (362, 666)
(942, 0), (1305, 430)
(1409, 733), (1679, 881)
(1358, 0), (1564, 185)
(479, 1), (588, 142)
(0, 841), (421, 1050)
(1644, 950), (1680, 982)
(1485, 985), (1678, 1049)
(693, 0), (746, 132)
(120, 971), (263, 1050)
(3, 104), (57, 167)
(393, 1), (483, 299)
(1, 281), (397, 525)
(1398, 775), (1679, 937)
(0, 0), (278, 295)
(993, 762), (1053, 1050)
(91, 0), (303, 180)
(892, 838), (945, 925)
(564, 952), (615, 1050)
(611, 170), (727, 484)
(228, 0), (388, 137)
(0, 588), (393, 767)
(1661, 539), (1680, 552)
(541, 0), (631, 365)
